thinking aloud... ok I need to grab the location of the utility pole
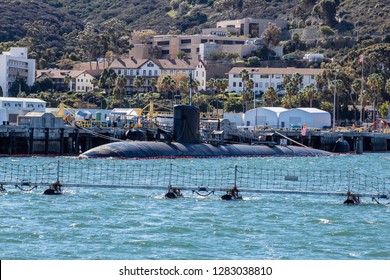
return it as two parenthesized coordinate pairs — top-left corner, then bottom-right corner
(333, 70), (339, 131)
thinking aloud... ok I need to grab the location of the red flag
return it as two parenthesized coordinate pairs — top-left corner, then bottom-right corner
(359, 55), (363, 64)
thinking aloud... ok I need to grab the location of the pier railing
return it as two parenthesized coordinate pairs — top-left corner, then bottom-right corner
(0, 160), (389, 199)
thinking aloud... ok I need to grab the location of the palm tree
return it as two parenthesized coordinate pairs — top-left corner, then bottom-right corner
(64, 75), (71, 91)
(133, 76), (145, 108)
(239, 69), (249, 93)
(367, 73), (385, 122)
(149, 77), (157, 93)
(263, 87), (278, 107)
(116, 75), (127, 106)
(301, 84), (318, 107)
(161, 75), (175, 101)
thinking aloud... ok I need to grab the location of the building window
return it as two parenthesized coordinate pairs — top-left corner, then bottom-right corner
(143, 70), (146, 75)
(260, 75), (269, 79)
(181, 39), (191, 44)
(162, 50), (169, 55)
(239, 82), (242, 87)
(130, 70), (134, 76)
(157, 41), (170, 46)
(233, 82), (236, 87)
(149, 70), (152, 76)
(154, 70), (158, 75)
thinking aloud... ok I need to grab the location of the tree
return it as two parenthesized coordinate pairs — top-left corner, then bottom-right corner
(76, 22), (108, 70)
(367, 73), (385, 122)
(9, 76), (30, 97)
(116, 75), (128, 102)
(386, 79), (390, 96)
(177, 50), (186, 59)
(227, 52), (240, 62)
(224, 94), (243, 112)
(149, 77), (157, 93)
(378, 101), (389, 119)
(101, 18), (132, 55)
(263, 87), (278, 107)
(158, 74), (176, 101)
(301, 84), (318, 107)
(246, 56), (261, 67)
(262, 23), (282, 47)
(132, 76), (144, 107)
(98, 68), (117, 94)
(312, 0), (337, 27)
(133, 76), (145, 95)
(319, 26), (336, 38)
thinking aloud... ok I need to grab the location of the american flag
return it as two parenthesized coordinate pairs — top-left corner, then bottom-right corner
(301, 123), (307, 136)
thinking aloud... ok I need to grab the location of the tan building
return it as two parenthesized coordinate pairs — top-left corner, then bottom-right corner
(216, 18), (288, 38)
(130, 34), (251, 61)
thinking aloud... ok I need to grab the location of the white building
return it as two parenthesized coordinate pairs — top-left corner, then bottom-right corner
(36, 69), (98, 92)
(71, 71), (97, 92)
(0, 47), (36, 97)
(279, 108), (331, 129)
(109, 58), (206, 93)
(243, 107), (287, 128)
(0, 97), (46, 125)
(228, 67), (323, 95)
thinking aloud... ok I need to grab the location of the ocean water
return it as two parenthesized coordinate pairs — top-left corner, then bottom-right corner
(1, 153), (390, 260)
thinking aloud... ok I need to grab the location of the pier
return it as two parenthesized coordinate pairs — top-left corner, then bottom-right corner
(1, 123), (390, 156)
(0, 125), (125, 155)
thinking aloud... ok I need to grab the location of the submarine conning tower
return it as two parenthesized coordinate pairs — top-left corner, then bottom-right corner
(173, 105), (200, 144)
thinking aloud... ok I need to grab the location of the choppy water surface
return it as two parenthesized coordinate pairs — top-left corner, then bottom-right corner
(1, 154), (390, 260)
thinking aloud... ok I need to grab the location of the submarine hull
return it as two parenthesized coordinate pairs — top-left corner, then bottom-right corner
(80, 141), (332, 159)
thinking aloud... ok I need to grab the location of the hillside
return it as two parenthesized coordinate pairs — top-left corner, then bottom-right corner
(1, 0), (389, 69)
(2, 0), (389, 41)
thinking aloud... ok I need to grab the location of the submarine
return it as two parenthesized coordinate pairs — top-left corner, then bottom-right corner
(81, 105), (332, 159)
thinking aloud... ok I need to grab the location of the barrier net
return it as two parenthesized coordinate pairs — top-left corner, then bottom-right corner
(0, 160), (389, 198)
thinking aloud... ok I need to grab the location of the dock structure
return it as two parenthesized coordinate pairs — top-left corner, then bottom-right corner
(0, 160), (389, 203)
(0, 126), (125, 155)
(1, 122), (390, 155)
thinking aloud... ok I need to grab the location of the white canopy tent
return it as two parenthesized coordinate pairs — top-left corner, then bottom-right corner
(243, 107), (287, 128)
(279, 108), (331, 129)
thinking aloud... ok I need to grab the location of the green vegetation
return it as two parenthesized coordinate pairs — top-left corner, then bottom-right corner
(1, 0), (389, 121)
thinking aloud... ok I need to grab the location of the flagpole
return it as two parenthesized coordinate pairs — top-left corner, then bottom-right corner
(360, 55), (363, 123)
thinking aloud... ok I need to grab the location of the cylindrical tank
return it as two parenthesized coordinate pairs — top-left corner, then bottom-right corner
(173, 105), (200, 143)
(333, 138), (350, 153)
(95, 112), (102, 121)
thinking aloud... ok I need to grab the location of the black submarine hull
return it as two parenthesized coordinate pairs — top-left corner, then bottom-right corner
(80, 141), (332, 159)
